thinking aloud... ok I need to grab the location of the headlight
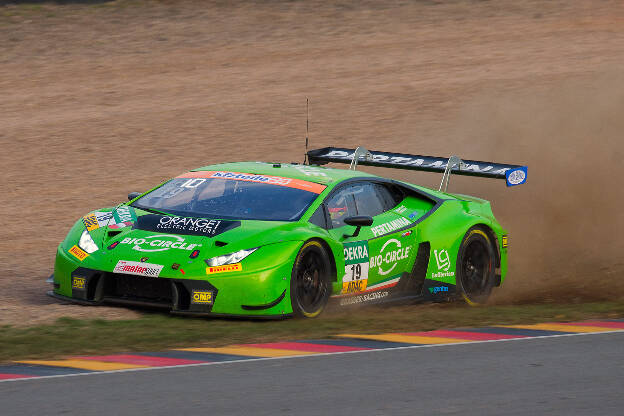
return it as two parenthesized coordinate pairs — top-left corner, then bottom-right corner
(78, 230), (99, 254)
(204, 247), (258, 267)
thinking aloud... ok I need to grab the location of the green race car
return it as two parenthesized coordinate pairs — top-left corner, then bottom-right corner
(49, 147), (527, 318)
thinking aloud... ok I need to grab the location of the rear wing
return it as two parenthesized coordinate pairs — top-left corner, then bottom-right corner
(306, 147), (527, 189)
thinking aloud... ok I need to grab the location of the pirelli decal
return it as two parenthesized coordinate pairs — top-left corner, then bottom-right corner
(69, 245), (88, 261)
(502, 235), (508, 248)
(206, 263), (242, 275)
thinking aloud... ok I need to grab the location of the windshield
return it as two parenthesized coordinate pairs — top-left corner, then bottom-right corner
(132, 171), (325, 221)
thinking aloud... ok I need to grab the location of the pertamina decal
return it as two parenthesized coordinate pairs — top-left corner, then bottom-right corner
(431, 249), (455, 279)
(370, 238), (411, 276)
(342, 240), (370, 294)
(206, 263), (242, 275)
(68, 245), (88, 261)
(113, 260), (163, 278)
(371, 217), (410, 237)
(191, 290), (214, 304)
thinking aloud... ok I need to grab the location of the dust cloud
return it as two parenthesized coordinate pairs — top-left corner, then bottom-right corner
(447, 73), (624, 303)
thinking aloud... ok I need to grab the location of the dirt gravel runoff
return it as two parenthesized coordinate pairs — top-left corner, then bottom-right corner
(1, 0), (623, 326)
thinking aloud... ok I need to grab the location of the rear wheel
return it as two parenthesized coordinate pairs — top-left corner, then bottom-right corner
(456, 228), (496, 305)
(290, 240), (331, 318)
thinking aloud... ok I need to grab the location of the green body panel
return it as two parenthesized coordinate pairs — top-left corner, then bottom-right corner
(53, 161), (509, 316)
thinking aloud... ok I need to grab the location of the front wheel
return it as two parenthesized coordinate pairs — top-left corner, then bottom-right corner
(456, 227), (496, 305)
(290, 240), (331, 318)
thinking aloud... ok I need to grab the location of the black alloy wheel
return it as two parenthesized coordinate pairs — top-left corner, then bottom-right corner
(291, 240), (331, 318)
(457, 228), (496, 305)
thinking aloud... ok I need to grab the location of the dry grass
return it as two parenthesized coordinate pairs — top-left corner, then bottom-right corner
(0, 0), (623, 327)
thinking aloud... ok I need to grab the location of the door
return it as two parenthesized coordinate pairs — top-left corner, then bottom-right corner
(326, 181), (417, 299)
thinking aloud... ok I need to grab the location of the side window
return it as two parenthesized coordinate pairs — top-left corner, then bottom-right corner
(325, 185), (358, 228)
(308, 205), (328, 228)
(326, 182), (396, 228)
(374, 184), (404, 210)
(351, 183), (386, 218)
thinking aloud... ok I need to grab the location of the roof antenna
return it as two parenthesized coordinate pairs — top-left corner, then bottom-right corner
(303, 98), (309, 164)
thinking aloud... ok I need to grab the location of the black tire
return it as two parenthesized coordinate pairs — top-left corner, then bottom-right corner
(290, 240), (332, 318)
(456, 227), (496, 305)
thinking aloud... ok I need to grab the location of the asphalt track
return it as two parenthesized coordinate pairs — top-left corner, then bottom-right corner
(1, 331), (622, 416)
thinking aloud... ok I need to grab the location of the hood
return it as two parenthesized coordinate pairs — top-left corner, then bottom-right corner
(100, 209), (303, 268)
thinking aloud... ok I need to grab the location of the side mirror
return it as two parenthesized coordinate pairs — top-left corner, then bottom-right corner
(343, 215), (373, 239)
(128, 192), (142, 201)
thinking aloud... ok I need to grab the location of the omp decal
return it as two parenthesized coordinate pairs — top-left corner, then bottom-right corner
(371, 217), (410, 237)
(370, 239), (411, 276)
(431, 249), (454, 279)
(206, 263), (242, 275)
(72, 277), (86, 290)
(68, 245), (88, 261)
(113, 260), (163, 277)
(191, 290), (213, 305)
(119, 235), (202, 253)
(342, 241), (369, 294)
(177, 171), (326, 194)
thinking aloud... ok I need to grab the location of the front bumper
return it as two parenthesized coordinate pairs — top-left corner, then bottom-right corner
(52, 243), (297, 317)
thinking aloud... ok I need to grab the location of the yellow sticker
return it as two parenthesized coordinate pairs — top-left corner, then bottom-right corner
(342, 279), (368, 294)
(502, 235), (508, 248)
(69, 245), (88, 261)
(72, 277), (86, 289)
(191, 290), (213, 304)
(206, 263), (242, 275)
(83, 214), (99, 231)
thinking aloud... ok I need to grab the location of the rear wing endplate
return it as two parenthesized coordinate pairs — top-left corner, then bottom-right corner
(307, 147), (527, 188)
